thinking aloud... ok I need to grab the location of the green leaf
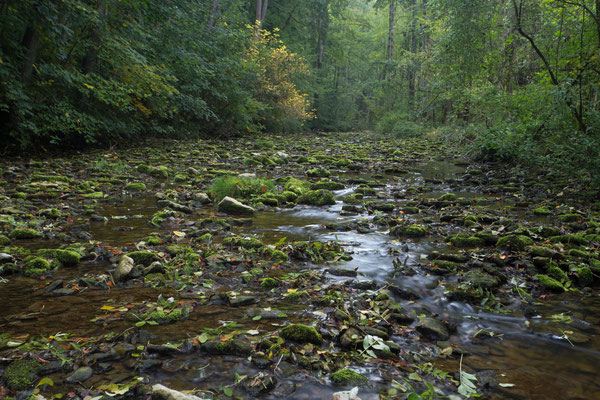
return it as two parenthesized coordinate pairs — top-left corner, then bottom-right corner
(135, 321), (146, 327)
(37, 377), (54, 387)
(223, 387), (233, 397)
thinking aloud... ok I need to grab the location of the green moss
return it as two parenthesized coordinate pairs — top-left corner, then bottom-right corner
(375, 293), (390, 301)
(439, 193), (456, 201)
(401, 206), (420, 214)
(0, 235), (11, 245)
(311, 181), (345, 190)
(533, 207), (552, 216)
(55, 249), (81, 266)
(146, 308), (183, 323)
(330, 369), (368, 387)
(535, 274), (565, 292)
(449, 234), (483, 248)
(199, 233), (212, 242)
(285, 290), (308, 300)
(281, 190), (299, 202)
(298, 189), (336, 206)
(568, 249), (594, 259)
(173, 174), (189, 183)
(41, 208), (62, 219)
(280, 323), (323, 344)
(557, 213), (582, 222)
(127, 251), (159, 266)
(23, 256), (51, 276)
(549, 234), (588, 245)
(144, 236), (163, 246)
(208, 176), (275, 201)
(82, 191), (104, 199)
(546, 263), (568, 282)
(496, 235), (534, 250)
(137, 164), (151, 174)
(150, 166), (169, 179)
(261, 247), (288, 262)
(283, 177), (311, 195)
(390, 224), (428, 238)
(151, 209), (176, 227)
(306, 168), (330, 177)
(260, 277), (278, 289)
(4, 359), (41, 390)
(125, 182), (147, 191)
(576, 266), (594, 285)
(9, 228), (41, 239)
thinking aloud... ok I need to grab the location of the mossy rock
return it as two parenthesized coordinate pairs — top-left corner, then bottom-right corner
(546, 263), (568, 282)
(0, 235), (11, 245)
(150, 166), (169, 179)
(146, 308), (184, 324)
(311, 181), (345, 190)
(330, 369), (368, 387)
(82, 191), (104, 199)
(283, 177), (311, 195)
(4, 359), (42, 390)
(23, 256), (51, 277)
(306, 168), (330, 178)
(144, 236), (163, 246)
(533, 207), (552, 216)
(40, 208), (62, 219)
(298, 189), (336, 206)
(549, 234), (587, 245)
(535, 274), (565, 292)
(261, 246), (288, 262)
(390, 224), (428, 238)
(9, 228), (41, 240)
(223, 236), (264, 249)
(125, 182), (147, 191)
(127, 251), (159, 266)
(260, 277), (278, 289)
(576, 266), (594, 285)
(55, 249), (81, 266)
(200, 338), (252, 357)
(137, 164), (151, 174)
(449, 234), (483, 248)
(439, 193), (456, 201)
(280, 324), (323, 345)
(496, 235), (533, 251)
(557, 213), (582, 222)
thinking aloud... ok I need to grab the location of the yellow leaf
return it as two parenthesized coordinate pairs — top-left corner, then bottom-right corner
(101, 305), (116, 311)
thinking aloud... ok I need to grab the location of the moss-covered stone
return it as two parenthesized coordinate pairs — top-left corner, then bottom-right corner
(4, 359), (41, 390)
(40, 208), (62, 219)
(9, 228), (41, 240)
(576, 266), (593, 285)
(146, 307), (186, 324)
(260, 277), (278, 289)
(125, 182), (147, 191)
(330, 369), (368, 387)
(280, 323), (323, 345)
(546, 263), (568, 282)
(449, 234), (483, 248)
(0, 235), (11, 245)
(557, 213), (582, 222)
(390, 224), (428, 238)
(283, 177), (311, 194)
(55, 249), (81, 266)
(496, 235), (533, 251)
(127, 251), (159, 266)
(223, 236), (264, 249)
(306, 168), (330, 178)
(533, 207), (552, 216)
(311, 181), (345, 190)
(144, 236), (163, 246)
(200, 338), (252, 357)
(535, 274), (565, 291)
(149, 166), (169, 179)
(23, 256), (51, 277)
(439, 193), (456, 201)
(261, 247), (288, 262)
(298, 189), (336, 206)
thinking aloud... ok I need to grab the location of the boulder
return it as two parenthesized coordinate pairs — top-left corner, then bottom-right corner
(218, 196), (255, 215)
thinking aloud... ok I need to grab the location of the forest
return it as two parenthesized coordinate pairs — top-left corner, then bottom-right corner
(1, 0), (599, 180)
(1, 1), (600, 400)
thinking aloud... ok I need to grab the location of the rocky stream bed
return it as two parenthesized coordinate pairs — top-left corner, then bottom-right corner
(0, 132), (599, 400)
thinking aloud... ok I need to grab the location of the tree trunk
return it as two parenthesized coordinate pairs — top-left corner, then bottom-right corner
(208, 0), (222, 28)
(255, 0), (268, 29)
(82, 1), (104, 74)
(407, 0), (417, 110)
(387, 0), (396, 64)
(20, 26), (40, 83)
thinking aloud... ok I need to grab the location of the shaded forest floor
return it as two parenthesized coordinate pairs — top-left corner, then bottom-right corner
(0, 132), (599, 399)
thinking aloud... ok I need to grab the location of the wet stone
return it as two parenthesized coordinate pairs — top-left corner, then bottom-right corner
(66, 366), (93, 383)
(416, 317), (450, 341)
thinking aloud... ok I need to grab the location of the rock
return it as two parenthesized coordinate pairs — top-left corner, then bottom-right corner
(535, 274), (565, 291)
(152, 384), (203, 400)
(416, 317), (449, 341)
(157, 199), (193, 214)
(298, 189), (336, 206)
(66, 366), (93, 383)
(200, 339), (253, 357)
(390, 224), (428, 238)
(244, 373), (277, 396)
(114, 255), (134, 282)
(339, 327), (362, 348)
(464, 270), (501, 289)
(333, 387), (362, 400)
(228, 295), (259, 307)
(0, 253), (15, 264)
(330, 369), (368, 387)
(280, 323), (323, 345)
(192, 192), (211, 204)
(3, 359), (41, 390)
(496, 234), (534, 251)
(218, 196), (255, 215)
(328, 268), (358, 277)
(126, 251), (159, 266)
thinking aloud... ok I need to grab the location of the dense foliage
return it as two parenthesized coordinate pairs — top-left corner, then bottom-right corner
(1, 0), (599, 180)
